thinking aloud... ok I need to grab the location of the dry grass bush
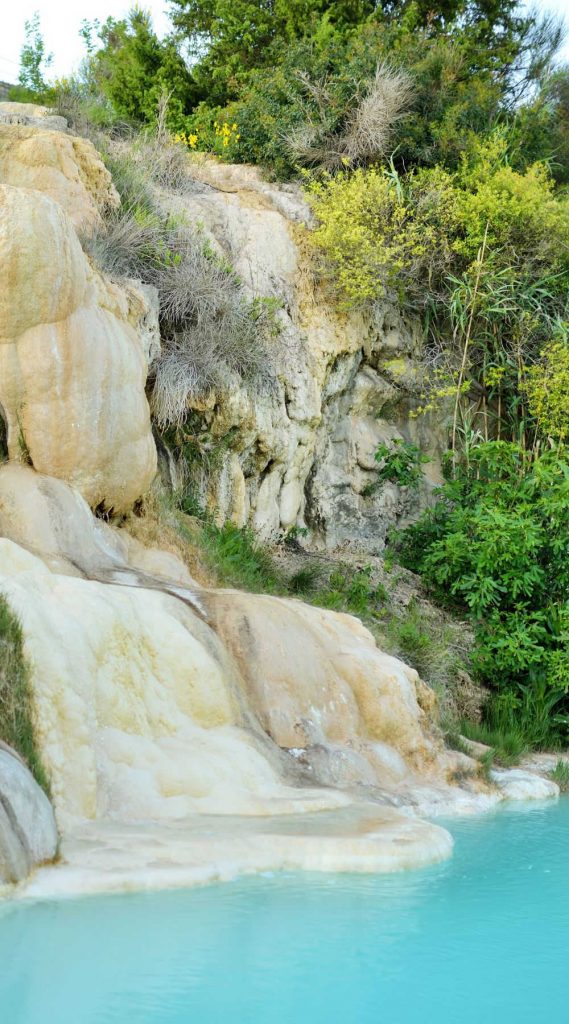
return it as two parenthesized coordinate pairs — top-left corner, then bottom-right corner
(130, 134), (198, 195)
(287, 63), (414, 170)
(152, 304), (274, 429)
(84, 209), (164, 279)
(84, 147), (276, 429)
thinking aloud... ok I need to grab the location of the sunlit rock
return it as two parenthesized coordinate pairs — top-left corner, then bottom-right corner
(0, 184), (156, 513)
(0, 122), (118, 231)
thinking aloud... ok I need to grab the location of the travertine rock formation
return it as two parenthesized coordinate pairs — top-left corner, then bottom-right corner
(0, 111), (558, 898)
(162, 158), (448, 550)
(0, 743), (57, 885)
(0, 122), (118, 231)
(0, 184), (156, 512)
(0, 467), (557, 895)
(0, 101), (68, 132)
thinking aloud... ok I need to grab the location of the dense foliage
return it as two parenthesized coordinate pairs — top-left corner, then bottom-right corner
(396, 443), (569, 745)
(308, 136), (569, 448)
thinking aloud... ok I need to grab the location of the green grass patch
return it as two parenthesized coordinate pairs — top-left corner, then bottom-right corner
(0, 596), (50, 793)
(459, 719), (527, 767)
(549, 760), (569, 792)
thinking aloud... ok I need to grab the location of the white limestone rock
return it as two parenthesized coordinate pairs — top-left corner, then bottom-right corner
(0, 744), (58, 885)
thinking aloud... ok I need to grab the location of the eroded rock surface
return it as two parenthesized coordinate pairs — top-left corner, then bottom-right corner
(0, 101), (68, 132)
(0, 122), (118, 231)
(161, 157), (448, 550)
(0, 743), (57, 885)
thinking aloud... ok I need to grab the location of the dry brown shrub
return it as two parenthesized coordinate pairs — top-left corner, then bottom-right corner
(286, 63), (414, 170)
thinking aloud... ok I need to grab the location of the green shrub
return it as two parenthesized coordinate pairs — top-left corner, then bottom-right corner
(80, 10), (200, 131)
(0, 596), (50, 792)
(523, 327), (569, 443)
(395, 441), (569, 748)
(306, 138), (569, 450)
(373, 439), (430, 489)
(194, 7), (564, 178)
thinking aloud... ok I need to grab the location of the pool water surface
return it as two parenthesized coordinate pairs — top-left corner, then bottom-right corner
(1, 799), (568, 1023)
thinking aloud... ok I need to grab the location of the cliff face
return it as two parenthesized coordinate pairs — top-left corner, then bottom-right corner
(160, 158), (448, 550)
(0, 101), (446, 550)
(0, 104), (557, 896)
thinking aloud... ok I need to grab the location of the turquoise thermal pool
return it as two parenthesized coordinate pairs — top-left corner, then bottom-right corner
(1, 799), (568, 1023)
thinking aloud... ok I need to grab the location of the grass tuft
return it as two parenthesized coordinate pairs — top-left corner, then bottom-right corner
(0, 596), (50, 793)
(549, 759), (569, 792)
(459, 719), (527, 767)
(84, 143), (277, 429)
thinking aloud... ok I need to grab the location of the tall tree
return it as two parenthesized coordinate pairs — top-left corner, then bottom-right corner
(18, 11), (53, 95)
(85, 7), (201, 126)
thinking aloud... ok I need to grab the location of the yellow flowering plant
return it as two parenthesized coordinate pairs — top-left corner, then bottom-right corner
(173, 119), (241, 159)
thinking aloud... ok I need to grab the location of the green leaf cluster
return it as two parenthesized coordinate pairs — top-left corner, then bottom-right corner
(396, 441), (569, 745)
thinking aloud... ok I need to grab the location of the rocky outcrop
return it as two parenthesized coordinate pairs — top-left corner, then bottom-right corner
(0, 183), (157, 513)
(208, 590), (439, 785)
(0, 467), (451, 824)
(0, 466), (556, 896)
(0, 112), (558, 898)
(0, 101), (68, 132)
(0, 120), (118, 230)
(0, 743), (57, 885)
(161, 157), (448, 550)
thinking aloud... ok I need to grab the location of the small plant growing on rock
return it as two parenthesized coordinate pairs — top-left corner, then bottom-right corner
(549, 760), (569, 792)
(0, 597), (50, 792)
(373, 439), (429, 490)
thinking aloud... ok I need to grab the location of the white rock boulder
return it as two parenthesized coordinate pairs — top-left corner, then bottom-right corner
(0, 743), (58, 885)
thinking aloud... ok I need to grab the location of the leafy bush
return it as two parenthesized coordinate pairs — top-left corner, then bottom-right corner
(80, 10), (200, 131)
(307, 138), (569, 450)
(306, 163), (458, 307)
(395, 441), (569, 747)
(523, 328), (569, 443)
(373, 439), (430, 489)
(0, 596), (50, 792)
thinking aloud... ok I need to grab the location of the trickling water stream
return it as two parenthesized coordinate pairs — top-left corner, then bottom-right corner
(1, 799), (567, 1024)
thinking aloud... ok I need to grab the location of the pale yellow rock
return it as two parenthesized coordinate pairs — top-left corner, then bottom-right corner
(0, 185), (156, 512)
(208, 590), (438, 776)
(0, 539), (349, 827)
(0, 124), (118, 231)
(0, 101), (68, 132)
(0, 744), (58, 884)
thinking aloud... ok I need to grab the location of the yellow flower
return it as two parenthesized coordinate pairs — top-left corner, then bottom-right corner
(188, 133), (198, 149)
